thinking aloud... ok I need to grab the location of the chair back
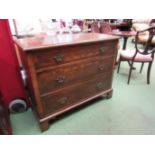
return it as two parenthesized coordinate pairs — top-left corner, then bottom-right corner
(134, 26), (155, 58)
(91, 22), (100, 33)
(100, 22), (112, 34)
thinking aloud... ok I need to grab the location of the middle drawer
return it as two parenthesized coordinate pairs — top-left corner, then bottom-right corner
(37, 56), (114, 95)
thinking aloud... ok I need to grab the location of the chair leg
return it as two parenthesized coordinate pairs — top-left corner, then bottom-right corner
(140, 62), (144, 73)
(127, 61), (131, 67)
(127, 61), (136, 70)
(147, 62), (153, 84)
(117, 59), (121, 73)
(127, 61), (134, 84)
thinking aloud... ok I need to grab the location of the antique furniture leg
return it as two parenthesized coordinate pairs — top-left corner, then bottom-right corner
(147, 61), (153, 84)
(106, 90), (113, 99)
(127, 62), (134, 84)
(127, 61), (136, 70)
(39, 121), (50, 132)
(117, 58), (121, 73)
(140, 62), (144, 73)
(123, 37), (128, 50)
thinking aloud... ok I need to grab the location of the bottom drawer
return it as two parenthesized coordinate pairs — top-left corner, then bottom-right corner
(41, 72), (113, 115)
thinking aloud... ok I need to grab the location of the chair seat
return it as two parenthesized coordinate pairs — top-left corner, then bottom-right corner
(120, 49), (152, 62)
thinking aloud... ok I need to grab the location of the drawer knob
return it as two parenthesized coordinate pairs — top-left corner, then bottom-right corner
(96, 82), (104, 89)
(56, 75), (66, 84)
(99, 47), (106, 54)
(98, 65), (104, 71)
(57, 97), (68, 104)
(54, 54), (64, 63)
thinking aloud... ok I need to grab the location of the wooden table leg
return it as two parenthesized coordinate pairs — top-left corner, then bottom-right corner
(123, 37), (128, 50)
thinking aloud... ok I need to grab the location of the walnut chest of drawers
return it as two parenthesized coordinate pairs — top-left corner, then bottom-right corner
(14, 33), (119, 131)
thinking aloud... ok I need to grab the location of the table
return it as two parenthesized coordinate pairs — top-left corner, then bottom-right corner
(112, 31), (136, 50)
(110, 22), (132, 31)
(110, 22), (127, 29)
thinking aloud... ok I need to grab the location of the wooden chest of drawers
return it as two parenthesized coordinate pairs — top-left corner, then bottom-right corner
(14, 33), (119, 131)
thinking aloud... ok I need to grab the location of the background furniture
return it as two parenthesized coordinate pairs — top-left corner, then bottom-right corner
(0, 92), (12, 135)
(112, 31), (136, 50)
(117, 26), (155, 84)
(73, 19), (84, 30)
(14, 33), (119, 131)
(91, 22), (100, 33)
(132, 19), (155, 46)
(108, 19), (132, 31)
(100, 22), (112, 34)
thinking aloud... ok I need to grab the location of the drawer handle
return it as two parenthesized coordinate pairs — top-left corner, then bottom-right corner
(53, 54), (64, 63)
(56, 75), (66, 84)
(96, 82), (105, 90)
(57, 97), (68, 104)
(99, 47), (106, 54)
(98, 65), (104, 71)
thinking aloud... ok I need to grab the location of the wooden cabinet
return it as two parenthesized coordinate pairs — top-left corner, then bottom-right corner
(14, 33), (119, 131)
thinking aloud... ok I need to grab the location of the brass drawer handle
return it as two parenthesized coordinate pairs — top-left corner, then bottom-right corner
(57, 97), (68, 104)
(56, 75), (66, 84)
(53, 54), (64, 63)
(98, 65), (104, 71)
(96, 82), (105, 89)
(99, 47), (106, 54)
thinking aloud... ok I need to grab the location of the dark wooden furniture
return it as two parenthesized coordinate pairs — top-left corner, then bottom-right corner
(112, 31), (136, 50)
(117, 26), (155, 84)
(0, 92), (12, 135)
(14, 33), (119, 131)
(110, 20), (132, 31)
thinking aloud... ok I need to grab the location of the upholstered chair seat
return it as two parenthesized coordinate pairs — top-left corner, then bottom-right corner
(120, 50), (152, 62)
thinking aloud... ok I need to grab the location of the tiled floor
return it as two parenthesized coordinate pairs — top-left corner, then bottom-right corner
(10, 38), (155, 135)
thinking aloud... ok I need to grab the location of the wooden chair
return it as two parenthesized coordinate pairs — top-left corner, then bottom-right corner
(100, 22), (112, 34)
(117, 26), (155, 84)
(91, 22), (100, 33)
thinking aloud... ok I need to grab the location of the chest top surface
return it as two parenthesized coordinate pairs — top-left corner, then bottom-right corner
(14, 33), (119, 52)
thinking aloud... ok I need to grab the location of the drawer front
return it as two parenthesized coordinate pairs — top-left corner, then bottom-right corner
(33, 41), (117, 69)
(37, 56), (114, 95)
(41, 73), (112, 115)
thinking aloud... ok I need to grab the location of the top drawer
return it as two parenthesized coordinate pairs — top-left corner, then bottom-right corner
(33, 41), (117, 69)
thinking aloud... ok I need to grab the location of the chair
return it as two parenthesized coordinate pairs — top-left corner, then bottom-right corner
(100, 22), (112, 34)
(117, 26), (155, 84)
(91, 21), (100, 33)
